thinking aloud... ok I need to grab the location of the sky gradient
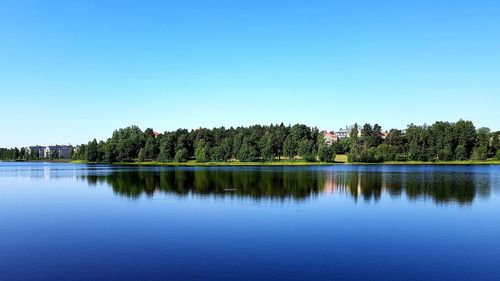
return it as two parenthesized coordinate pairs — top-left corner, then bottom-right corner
(1, 0), (499, 147)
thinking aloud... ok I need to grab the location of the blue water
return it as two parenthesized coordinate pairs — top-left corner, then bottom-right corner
(1, 162), (499, 281)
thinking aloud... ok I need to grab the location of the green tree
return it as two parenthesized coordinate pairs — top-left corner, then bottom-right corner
(110, 126), (145, 162)
(158, 133), (175, 162)
(274, 123), (288, 159)
(77, 144), (87, 161)
(475, 127), (491, 159)
(20, 147), (26, 160)
(103, 141), (116, 163)
(406, 124), (430, 161)
(259, 133), (275, 161)
(175, 129), (193, 156)
(454, 120), (476, 159)
(283, 136), (297, 159)
(348, 145), (377, 163)
(333, 139), (351, 154)
(438, 144), (453, 161)
(238, 142), (256, 162)
(455, 145), (467, 161)
(471, 146), (488, 161)
(195, 140), (209, 163)
(349, 123), (359, 143)
(298, 139), (315, 162)
(175, 148), (188, 162)
(86, 139), (99, 162)
(375, 144), (397, 162)
(211, 138), (232, 161)
(361, 123), (373, 138)
(138, 148), (146, 162)
(372, 124), (384, 147)
(31, 149), (40, 160)
(144, 137), (158, 160)
(429, 121), (454, 160)
(318, 145), (335, 162)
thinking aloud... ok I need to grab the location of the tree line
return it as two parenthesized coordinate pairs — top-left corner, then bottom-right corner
(0, 147), (40, 161)
(348, 120), (500, 162)
(0, 147), (63, 161)
(2, 120), (499, 163)
(71, 124), (338, 163)
(71, 120), (499, 163)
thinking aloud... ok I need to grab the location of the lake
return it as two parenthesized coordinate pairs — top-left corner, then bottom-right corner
(1, 162), (499, 281)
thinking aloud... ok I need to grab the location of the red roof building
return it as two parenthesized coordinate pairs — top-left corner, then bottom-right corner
(323, 131), (338, 145)
(381, 131), (389, 139)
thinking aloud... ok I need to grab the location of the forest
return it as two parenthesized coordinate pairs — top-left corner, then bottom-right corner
(1, 120), (499, 163)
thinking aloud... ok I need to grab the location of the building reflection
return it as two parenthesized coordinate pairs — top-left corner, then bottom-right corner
(320, 170), (490, 205)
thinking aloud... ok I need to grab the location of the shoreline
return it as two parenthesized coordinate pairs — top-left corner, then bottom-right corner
(90, 160), (500, 166)
(3, 160), (500, 166)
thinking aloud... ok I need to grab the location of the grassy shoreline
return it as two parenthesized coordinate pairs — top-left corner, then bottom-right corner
(352, 160), (500, 165)
(66, 159), (500, 166)
(6, 155), (500, 166)
(111, 161), (340, 166)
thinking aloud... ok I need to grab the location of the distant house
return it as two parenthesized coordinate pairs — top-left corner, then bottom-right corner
(323, 131), (338, 145)
(28, 145), (72, 159)
(152, 131), (161, 139)
(45, 145), (73, 159)
(28, 146), (46, 158)
(382, 131), (390, 139)
(335, 125), (356, 140)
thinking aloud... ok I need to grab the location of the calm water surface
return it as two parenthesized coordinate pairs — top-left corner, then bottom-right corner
(1, 162), (500, 281)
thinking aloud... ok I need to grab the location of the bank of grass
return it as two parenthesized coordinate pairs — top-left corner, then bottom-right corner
(335, 154), (348, 163)
(116, 154), (351, 166)
(379, 160), (500, 165)
(112, 160), (338, 166)
(70, 154), (500, 166)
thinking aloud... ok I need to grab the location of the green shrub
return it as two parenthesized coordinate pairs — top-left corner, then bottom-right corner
(137, 148), (146, 162)
(318, 145), (336, 162)
(175, 148), (188, 162)
(455, 145), (467, 161)
(195, 146), (209, 163)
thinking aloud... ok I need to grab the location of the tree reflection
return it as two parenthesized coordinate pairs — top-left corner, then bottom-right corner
(84, 169), (325, 201)
(82, 168), (490, 205)
(323, 171), (489, 205)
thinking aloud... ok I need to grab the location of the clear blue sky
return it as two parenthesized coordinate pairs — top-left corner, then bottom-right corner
(1, 0), (499, 147)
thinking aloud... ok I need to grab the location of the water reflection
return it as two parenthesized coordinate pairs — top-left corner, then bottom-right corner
(1, 163), (494, 205)
(324, 172), (491, 204)
(83, 169), (491, 205)
(84, 170), (324, 201)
